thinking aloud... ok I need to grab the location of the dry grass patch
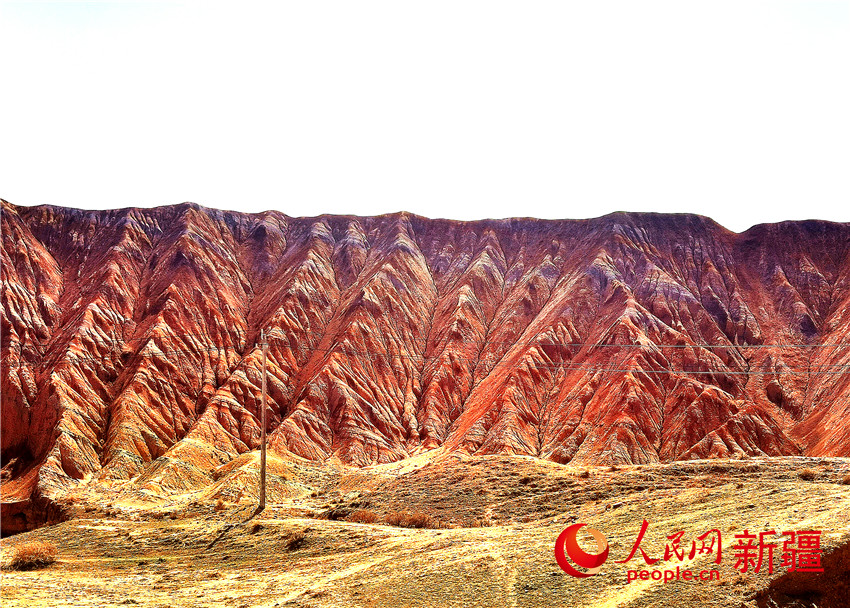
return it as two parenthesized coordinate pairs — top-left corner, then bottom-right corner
(798, 468), (817, 481)
(282, 530), (306, 551)
(472, 514), (493, 527)
(4, 541), (57, 571)
(347, 510), (380, 524)
(384, 510), (439, 529)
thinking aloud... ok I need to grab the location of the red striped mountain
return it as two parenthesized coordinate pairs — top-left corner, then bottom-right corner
(2, 200), (850, 530)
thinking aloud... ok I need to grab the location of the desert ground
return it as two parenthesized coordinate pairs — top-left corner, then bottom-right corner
(2, 452), (849, 608)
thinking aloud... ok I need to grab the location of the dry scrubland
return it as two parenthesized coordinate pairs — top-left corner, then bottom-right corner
(2, 452), (850, 608)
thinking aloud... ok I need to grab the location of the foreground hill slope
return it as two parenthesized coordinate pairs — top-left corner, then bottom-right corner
(2, 455), (849, 608)
(2, 200), (849, 530)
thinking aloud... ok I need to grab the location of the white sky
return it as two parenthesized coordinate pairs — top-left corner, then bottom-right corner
(1, 1), (847, 232)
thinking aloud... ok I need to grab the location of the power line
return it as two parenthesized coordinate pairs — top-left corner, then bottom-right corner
(24, 328), (850, 350)
(7, 330), (850, 359)
(8, 327), (850, 355)
(4, 334), (850, 376)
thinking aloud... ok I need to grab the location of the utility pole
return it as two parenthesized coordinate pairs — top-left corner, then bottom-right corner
(259, 329), (268, 513)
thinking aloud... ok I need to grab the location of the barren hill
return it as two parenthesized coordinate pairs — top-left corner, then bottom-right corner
(2, 200), (850, 532)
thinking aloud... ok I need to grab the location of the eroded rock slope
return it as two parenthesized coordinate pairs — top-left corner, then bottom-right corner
(2, 200), (849, 530)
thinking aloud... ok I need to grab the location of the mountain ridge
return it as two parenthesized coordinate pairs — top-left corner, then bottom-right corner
(3, 199), (849, 532)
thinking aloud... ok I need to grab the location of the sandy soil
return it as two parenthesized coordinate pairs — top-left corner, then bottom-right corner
(2, 454), (849, 608)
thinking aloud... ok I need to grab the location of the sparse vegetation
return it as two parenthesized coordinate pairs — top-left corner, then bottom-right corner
(384, 510), (438, 529)
(473, 514), (493, 527)
(2, 456), (849, 608)
(798, 468), (818, 481)
(347, 509), (380, 524)
(214, 498), (225, 511)
(282, 530), (306, 550)
(4, 541), (57, 571)
(577, 469), (591, 479)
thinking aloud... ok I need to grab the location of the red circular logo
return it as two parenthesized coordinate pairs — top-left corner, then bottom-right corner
(555, 523), (609, 577)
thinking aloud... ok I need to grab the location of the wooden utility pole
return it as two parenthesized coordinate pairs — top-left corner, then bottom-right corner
(259, 329), (268, 512)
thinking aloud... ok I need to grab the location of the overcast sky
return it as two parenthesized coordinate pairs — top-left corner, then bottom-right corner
(1, 1), (847, 232)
